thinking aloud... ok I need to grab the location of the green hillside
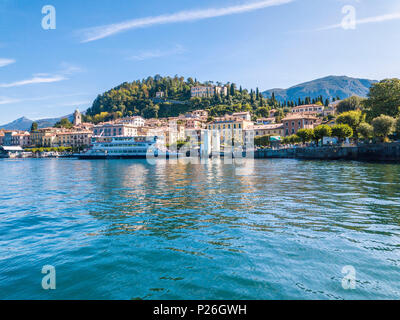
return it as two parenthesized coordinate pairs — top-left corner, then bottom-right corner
(84, 75), (279, 123)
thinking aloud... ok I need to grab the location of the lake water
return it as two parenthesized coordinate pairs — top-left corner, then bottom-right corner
(1, 158), (400, 300)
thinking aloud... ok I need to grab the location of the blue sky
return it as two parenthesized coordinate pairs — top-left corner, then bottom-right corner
(1, 0), (400, 124)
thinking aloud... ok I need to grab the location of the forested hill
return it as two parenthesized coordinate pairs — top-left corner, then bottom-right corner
(84, 75), (277, 123)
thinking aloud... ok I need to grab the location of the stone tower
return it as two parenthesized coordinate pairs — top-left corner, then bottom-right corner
(73, 109), (82, 126)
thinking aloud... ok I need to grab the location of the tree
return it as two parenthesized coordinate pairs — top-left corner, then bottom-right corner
(30, 122), (38, 132)
(313, 125), (332, 145)
(357, 122), (374, 141)
(254, 135), (271, 147)
(256, 107), (269, 118)
(365, 78), (400, 120)
(289, 134), (301, 144)
(142, 103), (159, 119)
(372, 115), (395, 141)
(336, 110), (363, 139)
(331, 124), (353, 142)
(54, 118), (73, 129)
(396, 117), (400, 136)
(282, 134), (300, 145)
(296, 128), (314, 144)
(336, 96), (365, 114)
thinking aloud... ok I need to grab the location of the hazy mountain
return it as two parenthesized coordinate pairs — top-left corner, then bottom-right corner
(263, 76), (378, 102)
(0, 114), (73, 131)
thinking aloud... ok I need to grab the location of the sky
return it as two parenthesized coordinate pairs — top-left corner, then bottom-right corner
(1, 0), (400, 124)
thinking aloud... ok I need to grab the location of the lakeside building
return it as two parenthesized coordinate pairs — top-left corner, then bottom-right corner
(291, 104), (324, 115)
(2, 131), (31, 147)
(190, 86), (227, 98)
(93, 122), (138, 137)
(55, 131), (92, 148)
(243, 124), (284, 145)
(207, 119), (253, 146)
(252, 124), (284, 137)
(30, 128), (61, 147)
(282, 114), (319, 136)
(31, 128), (93, 148)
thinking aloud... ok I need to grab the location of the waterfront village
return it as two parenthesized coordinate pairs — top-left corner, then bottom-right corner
(1, 81), (400, 159)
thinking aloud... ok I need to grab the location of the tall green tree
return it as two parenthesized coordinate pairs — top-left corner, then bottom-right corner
(336, 110), (364, 139)
(313, 125), (332, 145)
(296, 128), (314, 144)
(331, 124), (353, 142)
(395, 117), (400, 136)
(54, 118), (73, 129)
(365, 78), (400, 120)
(357, 122), (374, 141)
(372, 115), (395, 141)
(337, 96), (365, 114)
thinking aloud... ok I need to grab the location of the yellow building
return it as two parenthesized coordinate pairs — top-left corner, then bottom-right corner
(56, 131), (92, 147)
(30, 128), (59, 147)
(244, 124), (284, 145)
(207, 119), (253, 146)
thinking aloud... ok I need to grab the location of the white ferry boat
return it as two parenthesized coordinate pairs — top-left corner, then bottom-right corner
(77, 135), (178, 159)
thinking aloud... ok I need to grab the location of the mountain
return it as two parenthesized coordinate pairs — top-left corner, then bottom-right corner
(262, 76), (378, 102)
(0, 114), (73, 131)
(0, 117), (34, 131)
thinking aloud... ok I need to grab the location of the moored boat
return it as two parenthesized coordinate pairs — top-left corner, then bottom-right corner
(76, 135), (181, 159)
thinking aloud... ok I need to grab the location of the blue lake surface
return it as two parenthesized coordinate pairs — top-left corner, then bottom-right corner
(1, 158), (400, 299)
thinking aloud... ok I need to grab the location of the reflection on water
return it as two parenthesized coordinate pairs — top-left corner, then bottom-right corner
(0, 158), (400, 299)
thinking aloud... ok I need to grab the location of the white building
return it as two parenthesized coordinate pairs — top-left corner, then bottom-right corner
(118, 116), (145, 127)
(93, 122), (138, 137)
(191, 86), (227, 98)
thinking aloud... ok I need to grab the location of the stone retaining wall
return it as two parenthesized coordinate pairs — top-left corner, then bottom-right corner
(254, 142), (400, 162)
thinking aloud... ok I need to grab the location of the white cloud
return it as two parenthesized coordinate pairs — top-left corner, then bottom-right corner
(80, 0), (294, 42)
(128, 44), (186, 61)
(0, 96), (20, 105)
(0, 58), (15, 67)
(0, 75), (66, 88)
(318, 11), (400, 31)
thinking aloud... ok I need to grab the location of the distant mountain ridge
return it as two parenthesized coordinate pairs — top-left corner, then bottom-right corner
(0, 114), (73, 131)
(262, 75), (377, 102)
